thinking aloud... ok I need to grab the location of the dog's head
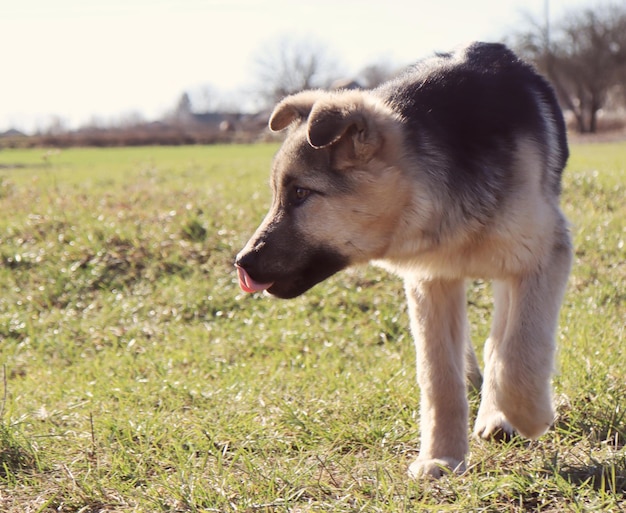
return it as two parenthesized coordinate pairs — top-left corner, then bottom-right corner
(235, 89), (409, 299)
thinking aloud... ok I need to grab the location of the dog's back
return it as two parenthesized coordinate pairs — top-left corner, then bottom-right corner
(376, 42), (568, 197)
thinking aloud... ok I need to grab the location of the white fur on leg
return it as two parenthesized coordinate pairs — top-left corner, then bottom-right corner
(474, 396), (515, 440)
(408, 457), (466, 479)
(475, 228), (572, 440)
(474, 281), (514, 439)
(405, 277), (470, 479)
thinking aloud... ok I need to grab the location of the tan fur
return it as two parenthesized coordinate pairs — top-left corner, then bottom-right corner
(238, 85), (572, 478)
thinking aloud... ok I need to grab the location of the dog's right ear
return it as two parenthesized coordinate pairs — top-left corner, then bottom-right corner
(268, 90), (325, 132)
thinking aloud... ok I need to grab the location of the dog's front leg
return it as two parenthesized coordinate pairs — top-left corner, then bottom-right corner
(474, 231), (572, 440)
(405, 276), (469, 478)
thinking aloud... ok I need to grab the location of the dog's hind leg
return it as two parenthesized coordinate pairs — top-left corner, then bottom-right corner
(474, 228), (572, 440)
(405, 277), (469, 478)
(474, 280), (516, 439)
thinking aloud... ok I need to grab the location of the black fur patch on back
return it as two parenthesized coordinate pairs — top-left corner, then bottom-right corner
(377, 43), (567, 201)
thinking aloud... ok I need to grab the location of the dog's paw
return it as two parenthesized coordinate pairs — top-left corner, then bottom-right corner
(473, 411), (516, 441)
(408, 457), (465, 479)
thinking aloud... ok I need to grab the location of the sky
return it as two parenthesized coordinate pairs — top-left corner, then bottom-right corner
(1, 0), (595, 134)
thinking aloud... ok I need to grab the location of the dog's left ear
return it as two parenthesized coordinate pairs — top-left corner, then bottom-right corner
(269, 90), (325, 132)
(306, 96), (383, 162)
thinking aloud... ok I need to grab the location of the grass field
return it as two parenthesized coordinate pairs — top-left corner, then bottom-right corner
(0, 142), (624, 512)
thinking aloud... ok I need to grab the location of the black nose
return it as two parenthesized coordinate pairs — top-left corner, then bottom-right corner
(234, 249), (256, 273)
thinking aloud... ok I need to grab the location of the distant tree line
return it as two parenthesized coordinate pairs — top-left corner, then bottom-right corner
(3, 2), (625, 147)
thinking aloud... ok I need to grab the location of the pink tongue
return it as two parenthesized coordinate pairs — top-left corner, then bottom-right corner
(236, 265), (274, 293)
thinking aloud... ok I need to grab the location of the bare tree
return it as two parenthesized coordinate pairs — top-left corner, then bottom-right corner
(555, 5), (626, 132)
(252, 36), (343, 107)
(513, 3), (626, 133)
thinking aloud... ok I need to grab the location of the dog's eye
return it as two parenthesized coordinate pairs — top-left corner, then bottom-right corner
(292, 187), (311, 205)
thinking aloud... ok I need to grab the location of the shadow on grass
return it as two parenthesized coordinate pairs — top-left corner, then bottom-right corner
(558, 456), (626, 495)
(0, 424), (40, 479)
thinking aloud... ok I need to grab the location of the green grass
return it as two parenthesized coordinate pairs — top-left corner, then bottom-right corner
(0, 142), (624, 512)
